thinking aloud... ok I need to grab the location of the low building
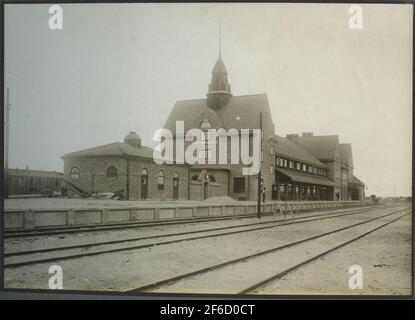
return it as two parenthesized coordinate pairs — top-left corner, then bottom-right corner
(62, 132), (190, 200)
(7, 167), (63, 196)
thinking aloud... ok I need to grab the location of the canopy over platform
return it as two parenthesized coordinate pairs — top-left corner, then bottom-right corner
(276, 168), (336, 187)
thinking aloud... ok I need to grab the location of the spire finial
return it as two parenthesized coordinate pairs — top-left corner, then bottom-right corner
(219, 14), (222, 58)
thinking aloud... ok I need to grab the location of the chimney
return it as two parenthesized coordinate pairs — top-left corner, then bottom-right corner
(286, 134), (300, 141)
(302, 132), (313, 137)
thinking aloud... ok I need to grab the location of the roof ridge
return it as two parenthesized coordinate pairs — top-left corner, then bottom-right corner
(115, 142), (127, 156)
(232, 93), (267, 98)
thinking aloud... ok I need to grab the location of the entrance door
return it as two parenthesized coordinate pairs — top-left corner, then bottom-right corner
(203, 182), (208, 200)
(141, 168), (148, 200)
(272, 185), (278, 200)
(173, 172), (179, 200)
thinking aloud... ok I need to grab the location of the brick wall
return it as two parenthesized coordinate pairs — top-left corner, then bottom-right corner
(64, 156), (190, 200)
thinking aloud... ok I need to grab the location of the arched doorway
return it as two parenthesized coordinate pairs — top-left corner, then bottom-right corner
(141, 168), (148, 200)
(173, 172), (179, 200)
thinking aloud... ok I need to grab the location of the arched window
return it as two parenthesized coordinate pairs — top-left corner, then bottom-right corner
(70, 167), (80, 180)
(173, 172), (179, 179)
(106, 166), (118, 178)
(158, 170), (165, 190)
(141, 168), (148, 176)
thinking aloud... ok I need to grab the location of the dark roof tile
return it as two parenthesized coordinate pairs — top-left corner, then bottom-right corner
(63, 142), (154, 159)
(273, 135), (326, 167)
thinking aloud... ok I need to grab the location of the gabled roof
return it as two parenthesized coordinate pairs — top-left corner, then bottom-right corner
(273, 135), (327, 167)
(339, 143), (353, 167)
(63, 142), (154, 159)
(293, 135), (339, 161)
(163, 94), (274, 135)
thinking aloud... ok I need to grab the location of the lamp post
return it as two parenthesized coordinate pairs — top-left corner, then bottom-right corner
(257, 112), (263, 219)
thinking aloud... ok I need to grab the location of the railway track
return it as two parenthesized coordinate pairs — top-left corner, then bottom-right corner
(4, 204), (405, 269)
(126, 206), (410, 294)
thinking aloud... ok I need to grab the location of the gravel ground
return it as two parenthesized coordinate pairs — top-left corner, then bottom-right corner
(4, 204), (410, 295)
(254, 214), (412, 296)
(147, 210), (411, 294)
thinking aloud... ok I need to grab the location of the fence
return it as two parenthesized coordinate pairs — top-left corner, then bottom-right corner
(4, 200), (372, 230)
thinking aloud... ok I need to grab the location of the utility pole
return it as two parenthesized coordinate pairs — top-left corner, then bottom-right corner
(257, 112), (263, 219)
(4, 87), (11, 199)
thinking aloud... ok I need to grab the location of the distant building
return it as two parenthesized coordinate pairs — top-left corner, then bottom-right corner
(62, 132), (190, 200)
(7, 167), (63, 196)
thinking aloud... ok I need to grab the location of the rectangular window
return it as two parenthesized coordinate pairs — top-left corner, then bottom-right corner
(270, 145), (274, 155)
(284, 159), (288, 167)
(296, 162), (300, 171)
(270, 164), (274, 174)
(276, 157), (280, 166)
(289, 160), (294, 169)
(233, 177), (246, 193)
(198, 150), (205, 160)
(308, 166), (313, 173)
(198, 149), (213, 160)
(302, 164), (306, 172)
(313, 167), (317, 174)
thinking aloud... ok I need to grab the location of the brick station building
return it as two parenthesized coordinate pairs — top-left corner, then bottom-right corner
(62, 51), (365, 202)
(164, 53), (366, 202)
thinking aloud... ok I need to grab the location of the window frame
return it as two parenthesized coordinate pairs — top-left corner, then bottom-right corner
(233, 177), (246, 193)
(158, 170), (165, 190)
(105, 166), (118, 179)
(70, 167), (80, 180)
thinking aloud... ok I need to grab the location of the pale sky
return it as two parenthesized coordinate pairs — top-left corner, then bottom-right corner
(4, 3), (413, 197)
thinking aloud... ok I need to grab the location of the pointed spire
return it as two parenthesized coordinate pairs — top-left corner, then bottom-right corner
(219, 14), (222, 58)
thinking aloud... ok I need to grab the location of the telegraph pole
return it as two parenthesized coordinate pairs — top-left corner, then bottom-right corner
(4, 88), (11, 199)
(257, 112), (263, 219)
